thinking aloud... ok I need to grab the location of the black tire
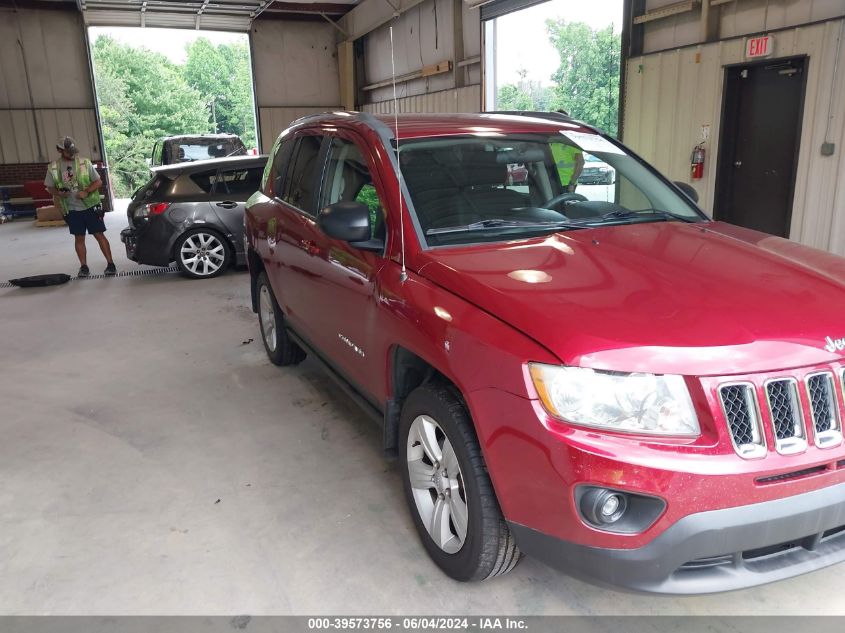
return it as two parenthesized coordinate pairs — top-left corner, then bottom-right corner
(399, 382), (521, 581)
(174, 229), (232, 279)
(255, 271), (305, 366)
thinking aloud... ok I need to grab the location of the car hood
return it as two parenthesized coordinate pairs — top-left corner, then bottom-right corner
(415, 221), (845, 376)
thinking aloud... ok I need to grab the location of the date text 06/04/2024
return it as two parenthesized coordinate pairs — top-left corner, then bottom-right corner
(306, 618), (528, 630)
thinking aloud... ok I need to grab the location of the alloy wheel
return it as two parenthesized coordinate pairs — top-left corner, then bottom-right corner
(180, 232), (226, 277)
(406, 415), (469, 554)
(259, 284), (276, 352)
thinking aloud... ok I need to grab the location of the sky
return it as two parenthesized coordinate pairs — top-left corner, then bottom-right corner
(491, 0), (624, 87)
(88, 27), (248, 63)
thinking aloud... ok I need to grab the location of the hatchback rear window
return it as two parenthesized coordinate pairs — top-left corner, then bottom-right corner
(214, 167), (264, 196)
(177, 142), (243, 162)
(189, 169), (218, 193)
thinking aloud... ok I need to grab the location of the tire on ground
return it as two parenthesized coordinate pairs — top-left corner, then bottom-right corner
(174, 229), (232, 279)
(256, 271), (306, 366)
(399, 381), (521, 581)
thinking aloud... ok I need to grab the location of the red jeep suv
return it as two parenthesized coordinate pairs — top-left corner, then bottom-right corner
(245, 112), (845, 594)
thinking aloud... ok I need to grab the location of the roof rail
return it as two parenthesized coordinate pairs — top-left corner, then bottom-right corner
(489, 111), (574, 123)
(288, 110), (363, 126)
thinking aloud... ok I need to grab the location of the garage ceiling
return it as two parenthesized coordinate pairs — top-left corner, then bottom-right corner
(76, 0), (358, 32)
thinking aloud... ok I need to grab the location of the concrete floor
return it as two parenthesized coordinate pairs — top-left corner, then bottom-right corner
(2, 209), (845, 615)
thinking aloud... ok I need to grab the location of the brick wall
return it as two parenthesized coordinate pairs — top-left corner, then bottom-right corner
(0, 163), (49, 186)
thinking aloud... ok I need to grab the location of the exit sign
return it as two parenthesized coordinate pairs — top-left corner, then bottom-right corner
(746, 35), (774, 58)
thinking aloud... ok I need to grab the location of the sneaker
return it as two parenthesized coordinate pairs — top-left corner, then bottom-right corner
(104, 263), (117, 276)
(77, 265), (90, 278)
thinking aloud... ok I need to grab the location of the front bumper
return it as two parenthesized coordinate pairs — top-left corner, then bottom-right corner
(510, 480), (845, 594)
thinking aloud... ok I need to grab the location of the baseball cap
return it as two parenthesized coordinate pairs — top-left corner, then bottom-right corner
(56, 136), (79, 155)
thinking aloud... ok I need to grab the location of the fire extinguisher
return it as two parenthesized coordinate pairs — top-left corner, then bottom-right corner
(690, 143), (706, 180)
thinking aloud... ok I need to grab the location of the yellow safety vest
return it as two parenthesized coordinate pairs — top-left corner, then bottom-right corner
(50, 157), (101, 216)
(551, 144), (581, 187)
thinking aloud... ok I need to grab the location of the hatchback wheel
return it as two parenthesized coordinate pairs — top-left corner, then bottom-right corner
(175, 230), (231, 279)
(256, 272), (305, 366)
(399, 382), (521, 581)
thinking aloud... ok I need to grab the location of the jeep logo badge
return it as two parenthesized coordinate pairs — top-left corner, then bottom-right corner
(824, 336), (845, 353)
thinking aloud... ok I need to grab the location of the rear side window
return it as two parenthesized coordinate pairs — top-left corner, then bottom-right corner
(213, 167), (264, 197)
(151, 142), (162, 167)
(189, 169), (218, 193)
(282, 135), (324, 214)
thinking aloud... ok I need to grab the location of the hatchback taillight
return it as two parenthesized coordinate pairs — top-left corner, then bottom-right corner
(134, 202), (170, 222)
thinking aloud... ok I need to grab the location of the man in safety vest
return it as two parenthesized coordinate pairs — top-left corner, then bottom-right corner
(551, 142), (585, 194)
(44, 137), (116, 277)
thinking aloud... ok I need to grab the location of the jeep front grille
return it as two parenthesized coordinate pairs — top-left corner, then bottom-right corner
(807, 372), (842, 448)
(717, 368), (845, 458)
(765, 379), (807, 454)
(719, 384), (766, 458)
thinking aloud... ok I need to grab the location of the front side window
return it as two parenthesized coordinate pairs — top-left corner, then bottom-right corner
(283, 135), (324, 214)
(320, 137), (384, 240)
(398, 133), (704, 247)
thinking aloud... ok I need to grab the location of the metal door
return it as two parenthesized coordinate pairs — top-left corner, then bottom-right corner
(714, 57), (807, 238)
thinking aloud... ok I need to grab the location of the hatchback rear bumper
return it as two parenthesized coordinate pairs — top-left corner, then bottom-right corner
(509, 480), (845, 594)
(120, 227), (172, 267)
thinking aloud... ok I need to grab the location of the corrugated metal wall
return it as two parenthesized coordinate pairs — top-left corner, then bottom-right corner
(624, 18), (845, 255)
(0, 8), (101, 163)
(251, 19), (341, 152)
(361, 85), (481, 114)
(258, 107), (341, 146)
(0, 109), (99, 166)
(643, 0), (845, 53)
(82, 10), (252, 32)
(362, 0), (481, 111)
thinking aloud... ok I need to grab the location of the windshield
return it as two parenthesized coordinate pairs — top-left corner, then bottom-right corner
(398, 133), (704, 247)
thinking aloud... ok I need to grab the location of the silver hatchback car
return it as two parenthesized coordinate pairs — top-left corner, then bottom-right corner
(121, 155), (267, 279)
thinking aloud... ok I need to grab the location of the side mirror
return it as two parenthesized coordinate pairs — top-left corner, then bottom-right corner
(674, 181), (699, 204)
(318, 201), (372, 243)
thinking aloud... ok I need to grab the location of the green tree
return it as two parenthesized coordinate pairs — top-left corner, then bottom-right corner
(496, 70), (555, 111)
(93, 37), (208, 138)
(184, 38), (257, 148)
(92, 35), (211, 196)
(546, 20), (621, 137)
(94, 65), (152, 197)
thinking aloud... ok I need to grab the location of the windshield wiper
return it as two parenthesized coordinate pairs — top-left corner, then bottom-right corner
(425, 218), (585, 236)
(579, 209), (697, 224)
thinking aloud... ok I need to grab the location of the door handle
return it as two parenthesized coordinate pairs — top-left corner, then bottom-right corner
(216, 201), (238, 209)
(300, 239), (320, 256)
(734, 161), (743, 167)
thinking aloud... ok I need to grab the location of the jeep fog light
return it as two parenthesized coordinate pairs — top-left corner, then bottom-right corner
(528, 363), (700, 436)
(582, 488), (627, 525)
(576, 486), (666, 534)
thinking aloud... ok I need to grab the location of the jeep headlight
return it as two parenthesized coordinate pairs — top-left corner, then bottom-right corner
(528, 364), (699, 436)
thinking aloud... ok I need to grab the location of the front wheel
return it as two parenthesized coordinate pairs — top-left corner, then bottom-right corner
(175, 229), (231, 279)
(399, 382), (521, 581)
(256, 272), (305, 366)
